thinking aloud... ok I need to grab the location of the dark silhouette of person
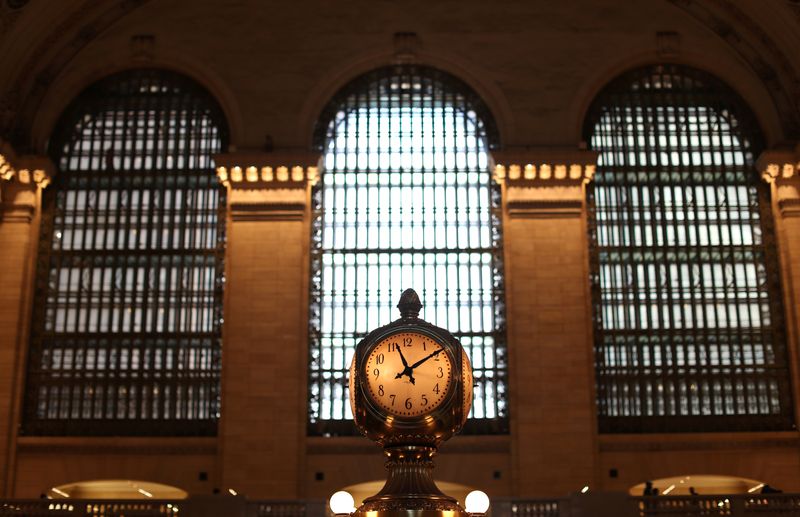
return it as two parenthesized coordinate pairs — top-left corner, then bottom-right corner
(652, 488), (660, 496)
(644, 481), (654, 496)
(761, 484), (782, 494)
(689, 487), (698, 496)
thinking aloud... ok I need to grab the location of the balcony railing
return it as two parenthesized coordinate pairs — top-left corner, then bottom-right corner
(1, 494), (798, 517)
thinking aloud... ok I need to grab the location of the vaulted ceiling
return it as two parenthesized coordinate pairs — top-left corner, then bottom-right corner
(1, 0), (799, 151)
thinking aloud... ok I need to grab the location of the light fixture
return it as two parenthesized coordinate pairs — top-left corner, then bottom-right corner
(465, 490), (490, 514)
(580, 486), (589, 494)
(329, 490), (355, 515)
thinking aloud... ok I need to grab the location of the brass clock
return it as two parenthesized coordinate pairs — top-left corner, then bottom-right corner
(363, 331), (452, 418)
(350, 289), (472, 446)
(349, 288), (474, 516)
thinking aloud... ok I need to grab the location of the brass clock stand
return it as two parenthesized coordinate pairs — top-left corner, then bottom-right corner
(349, 289), (477, 517)
(357, 445), (461, 514)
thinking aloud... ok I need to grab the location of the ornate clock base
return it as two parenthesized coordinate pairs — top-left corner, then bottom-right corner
(354, 445), (467, 517)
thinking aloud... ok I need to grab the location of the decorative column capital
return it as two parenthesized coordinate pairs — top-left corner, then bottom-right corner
(758, 145), (800, 184)
(213, 150), (322, 221)
(490, 148), (598, 218)
(1, 139), (54, 221)
(757, 145), (800, 218)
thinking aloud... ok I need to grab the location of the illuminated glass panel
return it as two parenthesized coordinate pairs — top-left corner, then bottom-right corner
(24, 69), (228, 436)
(308, 65), (507, 435)
(586, 65), (793, 432)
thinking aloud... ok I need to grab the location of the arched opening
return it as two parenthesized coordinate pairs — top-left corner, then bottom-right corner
(630, 475), (770, 496)
(48, 479), (188, 499)
(24, 68), (229, 436)
(307, 64), (507, 436)
(584, 64), (793, 433)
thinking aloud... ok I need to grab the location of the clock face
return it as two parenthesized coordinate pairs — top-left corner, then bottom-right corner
(364, 332), (452, 418)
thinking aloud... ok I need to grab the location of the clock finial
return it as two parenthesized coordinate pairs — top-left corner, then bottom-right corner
(397, 288), (422, 318)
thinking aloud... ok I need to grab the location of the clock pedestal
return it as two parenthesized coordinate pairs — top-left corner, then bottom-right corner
(357, 445), (460, 514)
(349, 289), (479, 517)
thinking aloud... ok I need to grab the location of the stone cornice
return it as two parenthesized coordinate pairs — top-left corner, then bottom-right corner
(491, 148), (598, 186)
(492, 148), (597, 218)
(1, 139), (52, 221)
(214, 150), (321, 221)
(757, 145), (800, 217)
(757, 145), (800, 185)
(214, 150), (321, 189)
(0, 138), (53, 189)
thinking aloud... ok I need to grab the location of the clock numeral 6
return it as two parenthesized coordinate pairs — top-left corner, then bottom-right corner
(405, 398), (412, 410)
(378, 384), (384, 396)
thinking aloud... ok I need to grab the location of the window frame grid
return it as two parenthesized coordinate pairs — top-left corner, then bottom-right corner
(585, 64), (793, 433)
(23, 69), (229, 436)
(308, 65), (507, 436)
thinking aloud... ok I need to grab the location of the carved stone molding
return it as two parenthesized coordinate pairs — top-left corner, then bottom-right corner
(214, 150), (321, 222)
(0, 139), (52, 221)
(757, 144), (800, 218)
(492, 148), (598, 219)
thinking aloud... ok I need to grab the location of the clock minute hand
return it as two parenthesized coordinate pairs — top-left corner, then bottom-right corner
(410, 348), (443, 370)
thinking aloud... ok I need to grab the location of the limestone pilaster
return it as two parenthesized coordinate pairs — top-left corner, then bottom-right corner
(757, 145), (800, 425)
(0, 140), (52, 496)
(492, 148), (599, 496)
(214, 150), (320, 497)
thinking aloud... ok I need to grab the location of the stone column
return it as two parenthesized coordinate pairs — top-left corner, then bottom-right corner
(214, 151), (320, 498)
(0, 142), (52, 496)
(757, 146), (800, 423)
(493, 150), (599, 497)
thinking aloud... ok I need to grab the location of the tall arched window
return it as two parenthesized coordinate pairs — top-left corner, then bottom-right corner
(585, 64), (793, 433)
(308, 65), (507, 435)
(24, 69), (228, 436)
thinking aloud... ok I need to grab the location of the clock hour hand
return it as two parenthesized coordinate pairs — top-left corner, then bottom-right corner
(410, 348), (443, 370)
(396, 346), (410, 368)
(394, 347), (416, 384)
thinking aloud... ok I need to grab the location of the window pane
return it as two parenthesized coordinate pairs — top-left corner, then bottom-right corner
(308, 66), (507, 435)
(24, 69), (227, 436)
(586, 65), (793, 433)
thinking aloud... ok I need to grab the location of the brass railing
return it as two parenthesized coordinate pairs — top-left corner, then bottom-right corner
(1, 494), (798, 517)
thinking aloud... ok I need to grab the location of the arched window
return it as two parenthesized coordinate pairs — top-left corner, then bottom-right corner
(585, 64), (793, 433)
(308, 65), (507, 435)
(24, 69), (228, 436)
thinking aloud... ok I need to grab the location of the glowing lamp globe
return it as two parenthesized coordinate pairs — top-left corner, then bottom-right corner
(330, 491), (355, 515)
(464, 491), (490, 514)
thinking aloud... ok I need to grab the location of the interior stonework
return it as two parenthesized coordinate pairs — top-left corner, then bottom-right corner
(1, 0), (800, 502)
